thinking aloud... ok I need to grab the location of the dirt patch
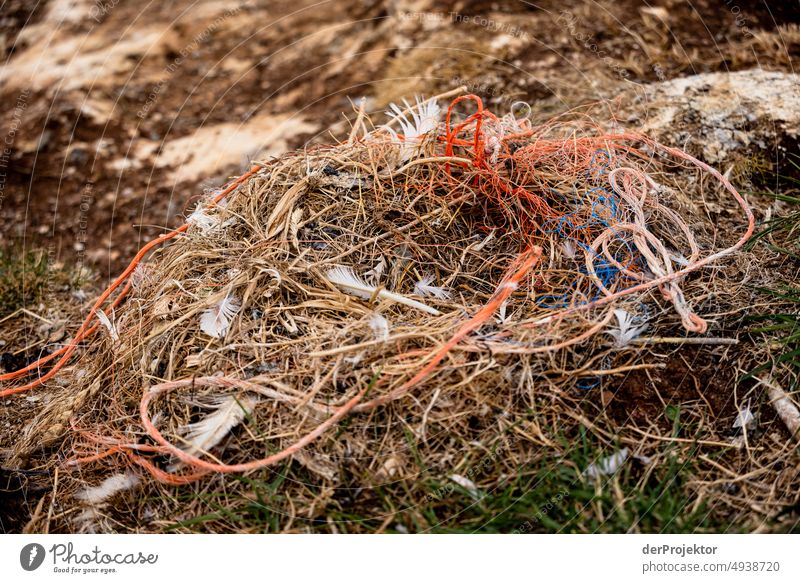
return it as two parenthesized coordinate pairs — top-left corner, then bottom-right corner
(0, 467), (50, 533)
(608, 346), (741, 426)
(2, 0), (798, 275)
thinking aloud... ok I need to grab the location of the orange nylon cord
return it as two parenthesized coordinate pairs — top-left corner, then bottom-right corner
(353, 246), (542, 412)
(0, 281), (131, 383)
(19, 94), (756, 483)
(0, 166), (262, 398)
(139, 377), (368, 474)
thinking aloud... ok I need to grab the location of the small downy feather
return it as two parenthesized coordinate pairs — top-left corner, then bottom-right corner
(732, 405), (755, 431)
(95, 310), (120, 344)
(186, 199), (234, 235)
(72, 507), (103, 534)
(364, 256), (387, 285)
(326, 265), (440, 316)
(584, 448), (629, 479)
(75, 472), (140, 505)
(561, 239), (578, 259)
(368, 313), (390, 342)
(669, 251), (690, 267)
(604, 309), (647, 347)
(495, 300), (510, 324)
(413, 274), (451, 300)
(177, 395), (256, 458)
(186, 206), (221, 234)
(449, 474), (481, 499)
(130, 264), (152, 292)
(199, 294), (241, 339)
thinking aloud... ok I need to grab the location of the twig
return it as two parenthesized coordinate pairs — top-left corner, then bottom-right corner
(44, 466), (59, 534)
(629, 336), (739, 345)
(347, 97), (367, 145)
(757, 376), (800, 441)
(578, 362), (666, 376)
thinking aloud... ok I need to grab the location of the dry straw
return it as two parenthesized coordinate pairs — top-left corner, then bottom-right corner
(3, 91), (753, 488)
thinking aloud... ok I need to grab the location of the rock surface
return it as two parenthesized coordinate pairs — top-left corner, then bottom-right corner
(629, 69), (800, 164)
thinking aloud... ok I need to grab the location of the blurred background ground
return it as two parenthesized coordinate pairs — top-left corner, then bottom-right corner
(1, 0), (797, 273)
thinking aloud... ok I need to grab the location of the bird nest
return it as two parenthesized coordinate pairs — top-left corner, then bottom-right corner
(5, 92), (753, 510)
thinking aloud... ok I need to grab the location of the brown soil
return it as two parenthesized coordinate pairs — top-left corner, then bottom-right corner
(1, 0), (798, 278)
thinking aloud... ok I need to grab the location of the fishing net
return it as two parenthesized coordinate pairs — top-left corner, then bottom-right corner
(2, 92), (753, 493)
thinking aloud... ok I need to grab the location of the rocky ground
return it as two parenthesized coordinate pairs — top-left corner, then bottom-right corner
(1, 0), (797, 273)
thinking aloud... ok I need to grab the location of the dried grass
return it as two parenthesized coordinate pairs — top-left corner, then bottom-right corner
(5, 91), (796, 533)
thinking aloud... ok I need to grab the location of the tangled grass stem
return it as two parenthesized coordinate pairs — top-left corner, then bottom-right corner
(5, 95), (754, 488)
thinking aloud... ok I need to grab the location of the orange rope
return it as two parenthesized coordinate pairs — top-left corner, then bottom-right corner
(354, 246), (542, 412)
(23, 95), (754, 483)
(138, 377), (368, 475)
(0, 166), (262, 397)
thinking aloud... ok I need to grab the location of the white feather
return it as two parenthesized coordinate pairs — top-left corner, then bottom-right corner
(187, 206), (221, 234)
(383, 96), (441, 160)
(199, 294), (241, 339)
(130, 264), (152, 292)
(669, 251), (689, 267)
(413, 274), (451, 300)
(449, 474), (481, 499)
(369, 313), (390, 342)
(364, 256), (387, 285)
(94, 310), (120, 344)
(495, 300), (510, 324)
(186, 203), (235, 234)
(326, 265), (441, 316)
(177, 395), (256, 458)
(472, 229), (496, 252)
(75, 473), (139, 505)
(584, 448), (629, 479)
(732, 406), (755, 430)
(485, 134), (502, 165)
(605, 309), (647, 347)
(72, 507), (102, 534)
